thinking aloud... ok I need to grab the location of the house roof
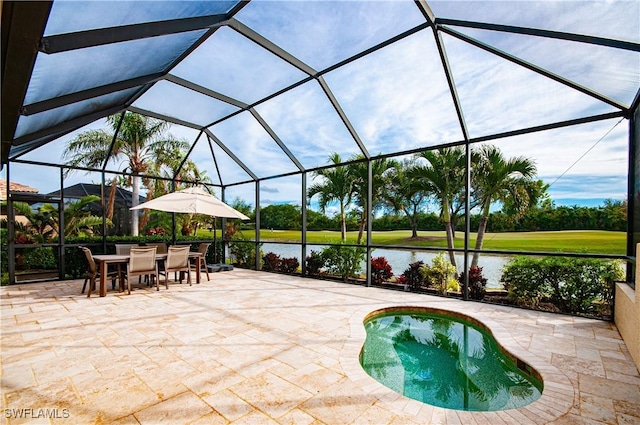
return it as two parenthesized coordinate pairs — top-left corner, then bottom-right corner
(46, 183), (145, 207)
(0, 179), (39, 201)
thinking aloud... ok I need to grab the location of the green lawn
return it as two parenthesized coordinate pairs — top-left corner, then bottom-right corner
(198, 229), (626, 255)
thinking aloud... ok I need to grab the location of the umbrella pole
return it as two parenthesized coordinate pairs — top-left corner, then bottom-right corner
(213, 218), (217, 263)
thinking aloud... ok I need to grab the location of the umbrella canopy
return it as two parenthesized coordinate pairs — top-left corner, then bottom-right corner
(130, 187), (249, 220)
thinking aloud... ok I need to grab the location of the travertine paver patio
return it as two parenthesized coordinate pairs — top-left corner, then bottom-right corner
(1, 269), (639, 424)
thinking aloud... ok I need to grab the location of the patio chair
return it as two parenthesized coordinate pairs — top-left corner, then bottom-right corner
(81, 247), (121, 297)
(164, 245), (191, 288)
(115, 244), (135, 255)
(191, 243), (211, 282)
(146, 242), (167, 254)
(124, 247), (159, 294)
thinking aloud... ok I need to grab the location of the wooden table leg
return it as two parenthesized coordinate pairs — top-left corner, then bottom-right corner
(99, 260), (108, 297)
(196, 256), (202, 284)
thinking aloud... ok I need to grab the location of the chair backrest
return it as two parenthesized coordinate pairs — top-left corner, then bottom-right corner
(198, 243), (211, 256)
(146, 242), (167, 254)
(81, 247), (97, 274)
(167, 246), (190, 269)
(129, 247), (157, 273)
(115, 244), (135, 255)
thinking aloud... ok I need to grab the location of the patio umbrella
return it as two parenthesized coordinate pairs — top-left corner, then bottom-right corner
(130, 187), (249, 220)
(130, 187), (249, 265)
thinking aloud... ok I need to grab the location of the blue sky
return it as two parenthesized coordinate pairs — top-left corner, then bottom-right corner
(4, 0), (638, 213)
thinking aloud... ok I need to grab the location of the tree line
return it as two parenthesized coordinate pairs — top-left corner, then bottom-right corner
(258, 200), (627, 233)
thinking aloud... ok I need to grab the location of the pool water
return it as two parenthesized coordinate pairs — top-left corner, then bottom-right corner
(360, 309), (543, 411)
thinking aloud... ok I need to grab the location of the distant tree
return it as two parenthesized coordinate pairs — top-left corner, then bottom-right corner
(229, 197), (254, 219)
(349, 155), (396, 244)
(411, 147), (467, 270)
(260, 204), (301, 230)
(308, 153), (354, 242)
(64, 112), (191, 236)
(471, 145), (537, 267)
(383, 157), (431, 238)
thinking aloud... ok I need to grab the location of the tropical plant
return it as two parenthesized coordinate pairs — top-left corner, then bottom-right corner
(382, 157), (431, 238)
(411, 147), (467, 270)
(349, 156), (396, 244)
(305, 250), (325, 275)
(320, 243), (366, 281)
(308, 153), (354, 242)
(400, 261), (429, 292)
(371, 256), (393, 285)
(424, 252), (459, 295)
(280, 257), (300, 274)
(501, 257), (548, 308)
(459, 266), (488, 300)
(262, 252), (281, 272)
(11, 197), (110, 240)
(471, 144), (537, 266)
(63, 112), (194, 236)
(228, 233), (263, 269)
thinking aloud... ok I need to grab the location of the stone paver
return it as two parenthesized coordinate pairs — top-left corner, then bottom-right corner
(1, 269), (639, 424)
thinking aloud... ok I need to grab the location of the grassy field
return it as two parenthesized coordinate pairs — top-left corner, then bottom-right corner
(198, 229), (626, 255)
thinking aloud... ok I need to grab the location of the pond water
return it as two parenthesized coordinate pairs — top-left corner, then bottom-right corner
(260, 243), (511, 289)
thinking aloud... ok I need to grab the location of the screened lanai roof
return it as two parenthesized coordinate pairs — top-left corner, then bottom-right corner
(2, 0), (639, 191)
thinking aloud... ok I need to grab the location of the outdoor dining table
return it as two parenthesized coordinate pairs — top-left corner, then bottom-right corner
(92, 251), (205, 297)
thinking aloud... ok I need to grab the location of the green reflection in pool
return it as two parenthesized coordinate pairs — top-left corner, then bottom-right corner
(361, 310), (543, 411)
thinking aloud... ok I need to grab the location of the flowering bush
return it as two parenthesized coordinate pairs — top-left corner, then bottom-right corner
(459, 266), (488, 300)
(305, 250), (324, 276)
(371, 256), (393, 285)
(400, 261), (428, 291)
(425, 252), (458, 295)
(280, 257), (300, 274)
(15, 233), (34, 244)
(262, 252), (281, 272)
(146, 226), (166, 235)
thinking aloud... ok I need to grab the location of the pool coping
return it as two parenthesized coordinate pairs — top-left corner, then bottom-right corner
(339, 301), (575, 424)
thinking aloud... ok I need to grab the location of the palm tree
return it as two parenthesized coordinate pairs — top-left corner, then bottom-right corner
(411, 147), (466, 270)
(349, 155), (396, 244)
(11, 196), (111, 240)
(471, 144), (537, 267)
(307, 153), (354, 242)
(383, 158), (431, 239)
(64, 112), (190, 235)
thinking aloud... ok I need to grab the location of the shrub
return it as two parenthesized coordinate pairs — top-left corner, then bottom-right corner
(371, 256), (393, 285)
(426, 252), (458, 295)
(501, 256), (623, 316)
(146, 226), (166, 235)
(400, 261), (428, 292)
(501, 257), (547, 308)
(229, 234), (263, 269)
(459, 266), (488, 300)
(305, 250), (324, 276)
(262, 252), (281, 272)
(321, 244), (366, 281)
(280, 257), (300, 274)
(17, 247), (57, 270)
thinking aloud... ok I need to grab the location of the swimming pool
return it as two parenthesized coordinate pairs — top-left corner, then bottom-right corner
(360, 307), (543, 411)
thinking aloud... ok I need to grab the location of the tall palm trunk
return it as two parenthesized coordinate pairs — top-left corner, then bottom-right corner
(410, 206), (418, 238)
(106, 178), (117, 221)
(131, 174), (140, 236)
(442, 199), (457, 271)
(472, 215), (489, 267)
(340, 203), (347, 242)
(357, 209), (366, 244)
(472, 203), (492, 267)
